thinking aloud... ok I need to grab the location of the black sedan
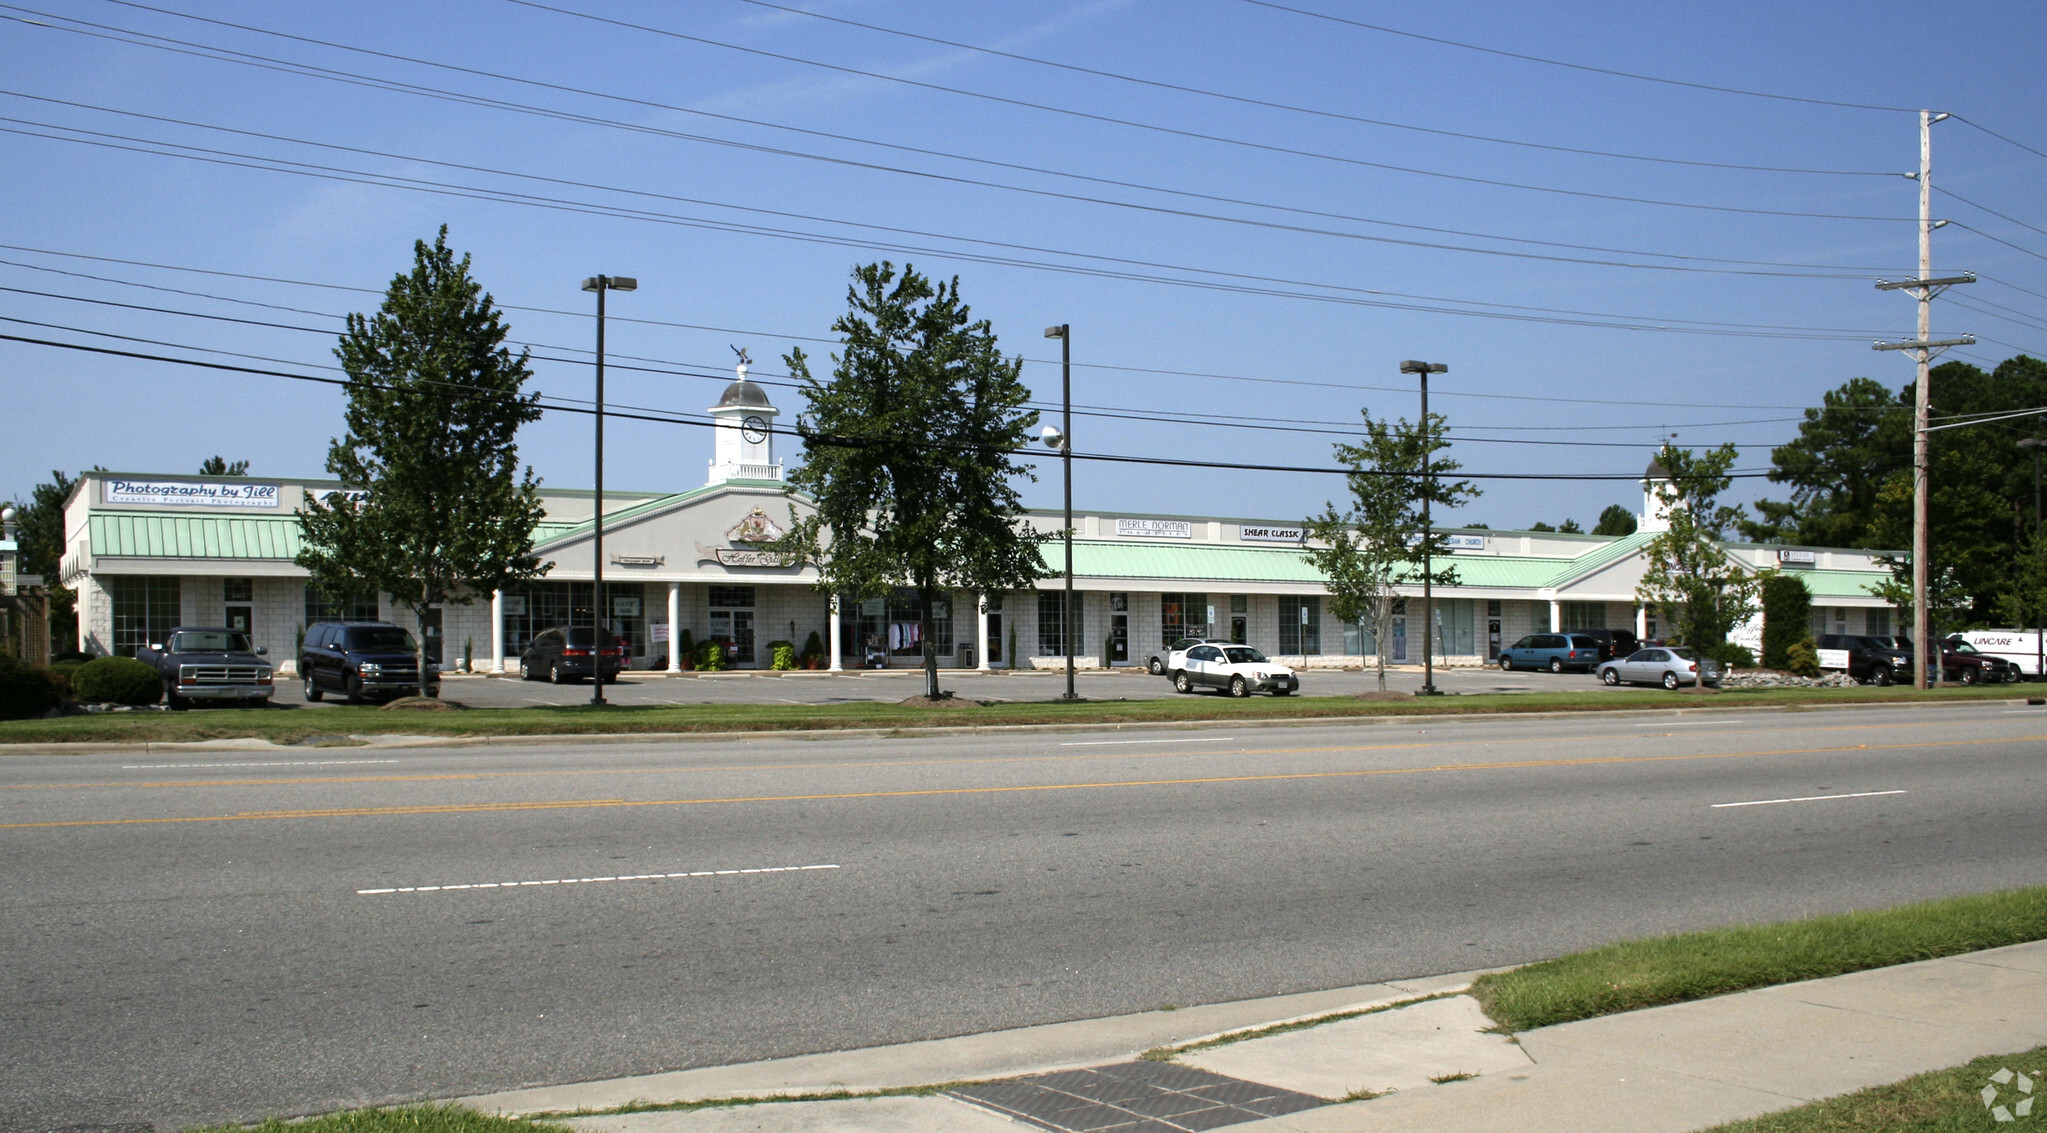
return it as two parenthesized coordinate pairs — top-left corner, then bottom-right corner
(518, 626), (627, 683)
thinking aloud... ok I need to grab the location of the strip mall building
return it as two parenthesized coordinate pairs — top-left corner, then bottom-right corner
(58, 375), (1901, 675)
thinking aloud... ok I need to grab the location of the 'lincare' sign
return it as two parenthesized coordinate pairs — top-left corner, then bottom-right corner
(105, 479), (281, 508)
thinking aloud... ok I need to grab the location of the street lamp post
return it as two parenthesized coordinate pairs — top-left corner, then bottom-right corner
(581, 274), (636, 707)
(1401, 360), (1448, 697)
(2021, 436), (2044, 680)
(1043, 324), (1076, 701)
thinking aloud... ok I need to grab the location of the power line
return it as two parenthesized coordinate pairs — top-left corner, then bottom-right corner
(726, 0), (1898, 177)
(0, 120), (1898, 343)
(50, 2), (1915, 223)
(1939, 187), (2047, 241)
(1236, 0), (1918, 113)
(1950, 221), (2047, 265)
(1952, 115), (2047, 164)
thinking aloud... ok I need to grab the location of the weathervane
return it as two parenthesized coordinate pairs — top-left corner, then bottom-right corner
(731, 345), (751, 379)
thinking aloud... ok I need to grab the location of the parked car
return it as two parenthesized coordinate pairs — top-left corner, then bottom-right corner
(1573, 628), (1641, 663)
(1937, 636), (2020, 684)
(1168, 643), (1298, 697)
(1816, 633), (1913, 685)
(301, 621), (438, 703)
(135, 626), (273, 709)
(1148, 637), (1223, 676)
(519, 626), (627, 684)
(1596, 647), (1724, 689)
(1498, 632), (1604, 673)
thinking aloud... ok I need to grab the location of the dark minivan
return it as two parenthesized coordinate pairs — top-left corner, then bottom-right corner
(518, 626), (627, 684)
(1499, 632), (1605, 673)
(301, 621), (437, 703)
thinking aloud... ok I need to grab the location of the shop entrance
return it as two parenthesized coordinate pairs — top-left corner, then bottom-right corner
(1110, 614), (1128, 663)
(1390, 604), (1408, 662)
(1230, 616), (1247, 644)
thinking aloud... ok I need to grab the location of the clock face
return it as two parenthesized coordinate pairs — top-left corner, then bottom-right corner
(741, 415), (768, 444)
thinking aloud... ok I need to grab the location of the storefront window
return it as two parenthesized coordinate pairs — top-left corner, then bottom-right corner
(110, 575), (180, 657)
(886, 591), (951, 658)
(1561, 601), (1605, 630)
(1160, 592), (1208, 646)
(1279, 595), (1320, 656)
(505, 582), (649, 663)
(1038, 591), (1068, 656)
(305, 588), (379, 625)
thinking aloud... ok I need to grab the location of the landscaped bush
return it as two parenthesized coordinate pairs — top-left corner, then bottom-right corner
(695, 640), (726, 672)
(0, 654), (64, 720)
(72, 655), (163, 705)
(767, 640), (797, 670)
(675, 628), (695, 670)
(1786, 637), (1822, 677)
(800, 630), (825, 667)
(1704, 641), (1755, 670)
(1761, 573), (1813, 670)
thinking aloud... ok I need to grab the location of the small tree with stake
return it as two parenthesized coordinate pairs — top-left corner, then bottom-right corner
(1635, 443), (1760, 688)
(1303, 407), (1478, 693)
(776, 262), (1047, 701)
(297, 227), (548, 698)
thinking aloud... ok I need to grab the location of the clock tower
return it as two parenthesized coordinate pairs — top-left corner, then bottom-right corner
(707, 352), (781, 486)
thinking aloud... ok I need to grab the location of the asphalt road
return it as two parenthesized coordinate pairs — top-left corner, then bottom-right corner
(282, 663), (1632, 708)
(5, 701), (2045, 1131)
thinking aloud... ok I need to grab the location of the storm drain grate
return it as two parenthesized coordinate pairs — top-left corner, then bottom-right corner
(948, 1060), (1324, 1132)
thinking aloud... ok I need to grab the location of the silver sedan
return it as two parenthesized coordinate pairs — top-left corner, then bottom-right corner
(1597, 647), (1723, 690)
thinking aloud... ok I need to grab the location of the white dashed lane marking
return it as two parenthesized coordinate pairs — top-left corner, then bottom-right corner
(121, 760), (401, 769)
(1712, 790), (1906, 809)
(358, 863), (840, 895)
(1633, 720), (1743, 727)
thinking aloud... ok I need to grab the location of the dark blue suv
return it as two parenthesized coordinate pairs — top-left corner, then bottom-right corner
(1499, 632), (1604, 673)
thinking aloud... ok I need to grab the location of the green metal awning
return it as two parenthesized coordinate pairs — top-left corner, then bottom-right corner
(89, 512), (302, 559)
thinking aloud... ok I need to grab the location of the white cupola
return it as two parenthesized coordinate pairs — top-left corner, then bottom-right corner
(1639, 454), (1674, 534)
(707, 352), (781, 486)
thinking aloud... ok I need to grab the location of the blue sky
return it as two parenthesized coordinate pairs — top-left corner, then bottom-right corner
(5, 0), (2045, 532)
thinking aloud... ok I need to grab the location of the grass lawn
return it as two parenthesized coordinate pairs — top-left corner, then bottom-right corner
(1699, 1043), (2047, 1131)
(1471, 887), (2047, 1032)
(0, 683), (2032, 746)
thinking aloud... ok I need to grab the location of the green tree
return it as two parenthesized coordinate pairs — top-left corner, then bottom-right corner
(1529, 521), (1555, 532)
(296, 227), (547, 697)
(1636, 443), (1761, 687)
(198, 456), (250, 476)
(1593, 504), (1637, 536)
(777, 262), (1047, 701)
(9, 470), (79, 653)
(1742, 377), (1910, 546)
(1759, 573), (1812, 670)
(1303, 408), (1479, 692)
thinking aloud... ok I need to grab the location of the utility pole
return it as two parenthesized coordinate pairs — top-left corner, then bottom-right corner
(1874, 110), (1973, 690)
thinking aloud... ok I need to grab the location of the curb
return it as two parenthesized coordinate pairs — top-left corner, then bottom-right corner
(0, 695), (2032, 756)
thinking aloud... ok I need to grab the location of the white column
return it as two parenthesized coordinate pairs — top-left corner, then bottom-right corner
(1635, 603), (1649, 641)
(976, 594), (991, 670)
(666, 581), (681, 673)
(1548, 599), (1562, 633)
(828, 594), (843, 671)
(490, 589), (505, 673)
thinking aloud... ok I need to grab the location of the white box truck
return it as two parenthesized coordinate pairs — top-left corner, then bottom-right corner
(1958, 630), (2046, 678)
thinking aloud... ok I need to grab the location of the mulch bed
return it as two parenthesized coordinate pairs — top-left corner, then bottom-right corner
(379, 697), (467, 711)
(897, 694), (981, 709)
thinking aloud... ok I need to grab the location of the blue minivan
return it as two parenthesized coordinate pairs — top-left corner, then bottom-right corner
(1499, 632), (1605, 673)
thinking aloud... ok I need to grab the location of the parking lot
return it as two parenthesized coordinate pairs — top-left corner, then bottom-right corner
(267, 662), (1679, 709)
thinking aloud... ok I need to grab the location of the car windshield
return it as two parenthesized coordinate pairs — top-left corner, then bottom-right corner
(168, 631), (251, 653)
(1949, 641), (1980, 654)
(343, 627), (416, 651)
(1225, 647), (1268, 664)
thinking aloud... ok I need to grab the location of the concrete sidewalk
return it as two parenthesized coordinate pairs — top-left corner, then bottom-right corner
(463, 940), (2047, 1133)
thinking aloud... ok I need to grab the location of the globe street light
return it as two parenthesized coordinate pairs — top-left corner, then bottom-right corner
(581, 274), (636, 706)
(1400, 360), (1448, 696)
(1043, 324), (1076, 701)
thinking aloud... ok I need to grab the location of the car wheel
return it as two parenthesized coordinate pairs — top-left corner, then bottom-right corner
(1229, 675), (1249, 698)
(1959, 666), (1979, 685)
(1148, 656), (1164, 675)
(1173, 672), (1193, 694)
(1872, 667), (1892, 687)
(1662, 671), (1680, 691)
(303, 672), (323, 702)
(344, 674), (366, 704)
(1601, 668), (1620, 686)
(550, 662), (566, 684)
(1549, 657), (1564, 674)
(162, 678), (186, 711)
(519, 657), (533, 681)
(1498, 655), (1513, 671)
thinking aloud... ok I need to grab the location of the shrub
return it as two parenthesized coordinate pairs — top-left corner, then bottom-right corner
(1704, 641), (1755, 670)
(1760, 573), (1813, 670)
(800, 630), (825, 661)
(0, 654), (64, 720)
(695, 640), (726, 672)
(73, 655), (163, 705)
(768, 640), (797, 670)
(1786, 637), (1821, 678)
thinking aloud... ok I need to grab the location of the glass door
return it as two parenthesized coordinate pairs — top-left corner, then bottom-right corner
(1111, 614), (1128, 663)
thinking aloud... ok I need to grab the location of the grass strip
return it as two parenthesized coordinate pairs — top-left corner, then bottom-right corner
(1471, 886), (2047, 1032)
(181, 1104), (571, 1133)
(2, 683), (2031, 746)
(1697, 1043), (2046, 1132)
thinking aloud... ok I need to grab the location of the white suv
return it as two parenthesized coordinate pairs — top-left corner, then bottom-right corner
(1171, 643), (1299, 697)
(1148, 636), (1224, 676)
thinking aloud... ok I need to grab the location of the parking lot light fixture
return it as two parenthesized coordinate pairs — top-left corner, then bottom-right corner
(581, 275), (636, 706)
(1400, 360), (1448, 696)
(1043, 324), (1076, 700)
